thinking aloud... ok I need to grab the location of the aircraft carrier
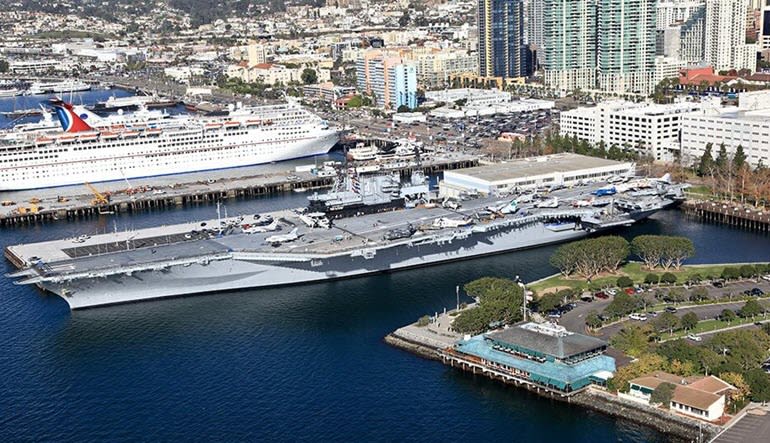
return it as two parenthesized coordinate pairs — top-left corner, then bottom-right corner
(5, 172), (685, 309)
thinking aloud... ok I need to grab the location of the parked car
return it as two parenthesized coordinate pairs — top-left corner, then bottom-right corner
(629, 313), (648, 321)
(606, 289), (618, 296)
(686, 334), (702, 342)
(595, 291), (609, 300)
(547, 310), (562, 319)
(647, 311), (659, 318)
(712, 280), (725, 288)
(751, 287), (764, 296)
(624, 288), (636, 295)
(665, 306), (678, 313)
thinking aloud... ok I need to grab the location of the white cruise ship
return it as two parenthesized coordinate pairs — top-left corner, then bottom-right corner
(27, 80), (91, 95)
(0, 99), (339, 190)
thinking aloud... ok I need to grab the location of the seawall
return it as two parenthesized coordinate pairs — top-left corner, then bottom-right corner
(386, 322), (722, 442)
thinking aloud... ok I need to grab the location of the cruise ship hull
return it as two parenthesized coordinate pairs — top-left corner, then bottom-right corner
(42, 222), (588, 309)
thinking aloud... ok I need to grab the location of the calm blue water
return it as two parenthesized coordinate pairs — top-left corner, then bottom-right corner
(2, 92), (770, 441)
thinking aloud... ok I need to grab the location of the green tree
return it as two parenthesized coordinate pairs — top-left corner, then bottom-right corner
(681, 312), (699, 330)
(739, 299), (763, 319)
(609, 353), (668, 393)
(720, 309), (737, 324)
(617, 276), (634, 288)
(739, 265), (757, 279)
(301, 68), (318, 85)
(536, 292), (563, 313)
(644, 273), (660, 285)
(733, 145), (747, 170)
(452, 277), (524, 334)
(698, 142), (714, 176)
(654, 311), (680, 335)
(604, 292), (643, 318)
(396, 104), (410, 113)
(660, 272), (677, 285)
(690, 287), (709, 301)
(586, 310), (602, 330)
(716, 143), (729, 171)
(650, 382), (676, 407)
(610, 323), (654, 356)
(721, 267), (741, 280)
(745, 369), (770, 402)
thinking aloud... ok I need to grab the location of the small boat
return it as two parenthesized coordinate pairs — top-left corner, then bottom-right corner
(1, 108), (47, 118)
(121, 131), (139, 138)
(34, 137), (54, 145)
(100, 131), (119, 140)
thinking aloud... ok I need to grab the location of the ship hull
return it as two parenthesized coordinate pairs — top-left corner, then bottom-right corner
(0, 130), (339, 191)
(45, 222), (587, 309)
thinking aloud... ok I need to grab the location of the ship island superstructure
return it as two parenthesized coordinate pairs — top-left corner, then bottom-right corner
(5, 169), (686, 309)
(0, 99), (339, 190)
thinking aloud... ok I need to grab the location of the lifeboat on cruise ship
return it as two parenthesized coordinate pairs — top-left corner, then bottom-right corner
(78, 132), (99, 142)
(204, 122), (223, 130)
(100, 131), (119, 140)
(35, 136), (54, 145)
(145, 128), (162, 136)
(121, 131), (139, 138)
(224, 121), (241, 129)
(111, 124), (125, 131)
(57, 134), (77, 143)
(245, 119), (261, 127)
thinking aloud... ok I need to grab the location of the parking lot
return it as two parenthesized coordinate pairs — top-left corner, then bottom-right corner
(555, 279), (770, 339)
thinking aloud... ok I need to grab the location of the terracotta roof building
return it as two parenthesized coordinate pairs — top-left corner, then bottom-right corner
(620, 371), (735, 422)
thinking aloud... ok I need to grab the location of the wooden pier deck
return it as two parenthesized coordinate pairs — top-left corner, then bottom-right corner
(0, 154), (478, 227)
(682, 200), (770, 232)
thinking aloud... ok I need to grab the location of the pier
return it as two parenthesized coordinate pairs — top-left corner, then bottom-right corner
(682, 200), (770, 232)
(0, 153), (478, 227)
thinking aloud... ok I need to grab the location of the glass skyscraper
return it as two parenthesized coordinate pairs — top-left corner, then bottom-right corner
(478, 0), (530, 78)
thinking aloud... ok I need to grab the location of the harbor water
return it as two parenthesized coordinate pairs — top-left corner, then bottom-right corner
(2, 92), (770, 441)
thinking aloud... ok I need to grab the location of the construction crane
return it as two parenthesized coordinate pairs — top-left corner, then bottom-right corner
(85, 182), (110, 206)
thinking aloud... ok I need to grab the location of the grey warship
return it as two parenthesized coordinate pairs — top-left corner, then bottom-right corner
(5, 166), (685, 309)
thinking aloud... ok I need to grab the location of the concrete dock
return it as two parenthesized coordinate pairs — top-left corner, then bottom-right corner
(0, 153), (478, 226)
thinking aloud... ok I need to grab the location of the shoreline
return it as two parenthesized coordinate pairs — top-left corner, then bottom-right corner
(385, 326), (722, 442)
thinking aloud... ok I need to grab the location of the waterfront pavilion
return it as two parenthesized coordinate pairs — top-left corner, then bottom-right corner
(452, 322), (616, 394)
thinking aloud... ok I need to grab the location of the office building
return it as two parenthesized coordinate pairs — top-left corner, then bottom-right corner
(597, 0), (658, 95)
(542, 0), (598, 92)
(478, 0), (530, 78)
(704, 0), (757, 71)
(560, 100), (705, 162)
(680, 91), (770, 167)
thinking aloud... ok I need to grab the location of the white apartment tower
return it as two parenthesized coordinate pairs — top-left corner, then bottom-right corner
(704, 0), (757, 71)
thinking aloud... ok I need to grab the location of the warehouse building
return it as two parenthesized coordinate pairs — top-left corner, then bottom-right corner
(439, 153), (634, 198)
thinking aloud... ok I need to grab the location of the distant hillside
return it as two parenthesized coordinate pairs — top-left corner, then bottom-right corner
(10, 0), (325, 26)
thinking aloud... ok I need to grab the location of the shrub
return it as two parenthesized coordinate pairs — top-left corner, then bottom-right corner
(721, 267), (741, 280)
(644, 273), (660, 285)
(416, 315), (430, 327)
(739, 265), (757, 279)
(617, 276), (634, 288)
(660, 272), (677, 285)
(690, 287), (709, 301)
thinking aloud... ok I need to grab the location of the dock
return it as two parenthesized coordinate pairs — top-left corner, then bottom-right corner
(0, 153), (478, 226)
(682, 200), (770, 232)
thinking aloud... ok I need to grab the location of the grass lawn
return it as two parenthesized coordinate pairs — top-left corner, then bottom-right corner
(663, 315), (769, 341)
(529, 262), (750, 295)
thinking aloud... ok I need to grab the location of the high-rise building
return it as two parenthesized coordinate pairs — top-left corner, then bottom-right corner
(597, 0), (658, 94)
(478, 0), (530, 78)
(526, 0), (545, 51)
(679, 6), (707, 63)
(656, 1), (705, 30)
(542, 0), (597, 91)
(704, 0), (757, 71)
(356, 49), (417, 110)
(760, 0), (770, 49)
